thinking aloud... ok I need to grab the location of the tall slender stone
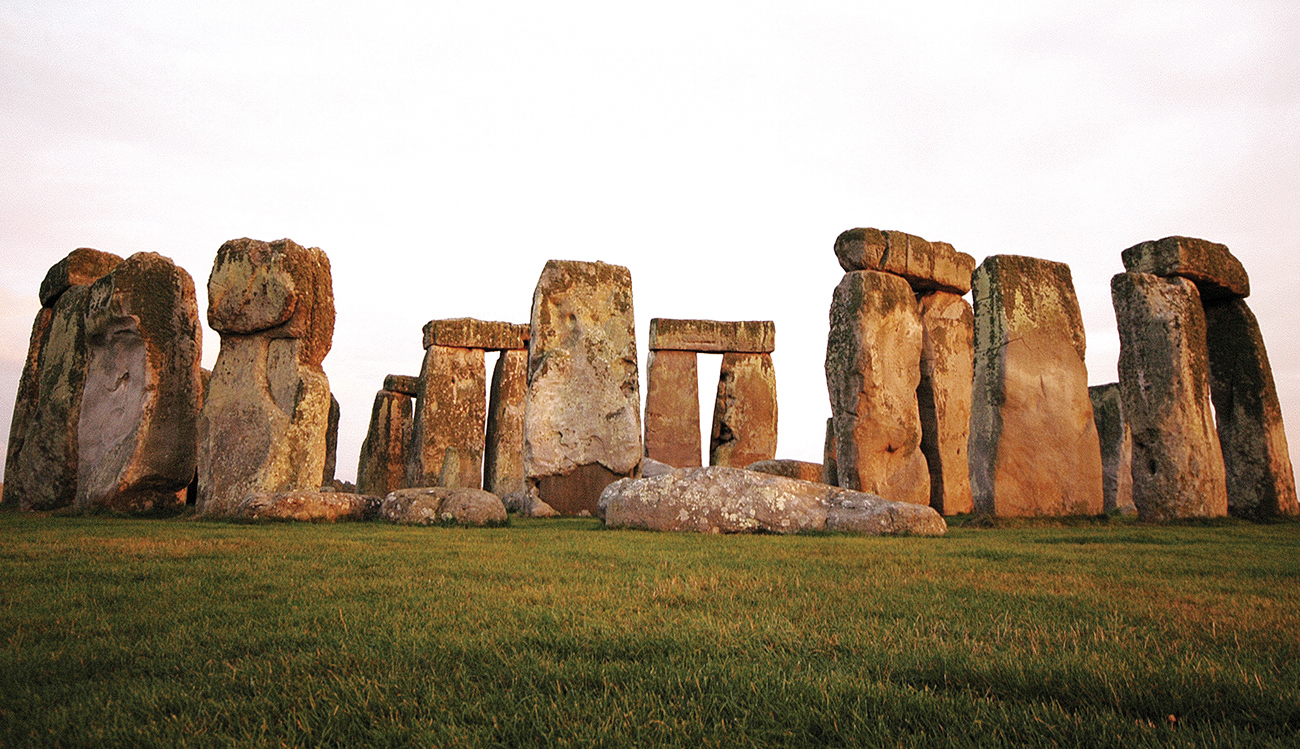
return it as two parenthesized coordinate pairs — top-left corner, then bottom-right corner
(3, 307), (53, 508)
(825, 270), (929, 505)
(1089, 383), (1134, 514)
(1204, 299), (1297, 518)
(644, 349), (702, 467)
(408, 345), (487, 489)
(356, 389), (412, 497)
(484, 349), (528, 502)
(821, 417), (838, 486)
(322, 394), (340, 486)
(917, 291), (973, 515)
(710, 352), (777, 468)
(1111, 272), (1226, 520)
(970, 255), (1103, 516)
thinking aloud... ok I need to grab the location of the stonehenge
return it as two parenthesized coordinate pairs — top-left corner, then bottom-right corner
(356, 381), (414, 498)
(1089, 384), (1135, 514)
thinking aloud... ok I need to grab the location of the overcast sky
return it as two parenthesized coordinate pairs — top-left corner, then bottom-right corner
(3, 0), (1297, 485)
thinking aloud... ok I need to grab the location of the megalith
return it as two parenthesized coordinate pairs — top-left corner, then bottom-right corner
(76, 253), (202, 512)
(484, 348), (529, 503)
(643, 349), (701, 468)
(834, 228), (976, 295)
(916, 291), (974, 515)
(1088, 383), (1135, 514)
(356, 382), (413, 498)
(1121, 236), (1249, 301)
(525, 260), (641, 515)
(322, 394), (340, 487)
(710, 352), (778, 468)
(1111, 272), (1226, 520)
(825, 270), (929, 505)
(970, 255), (1103, 516)
(197, 238), (335, 515)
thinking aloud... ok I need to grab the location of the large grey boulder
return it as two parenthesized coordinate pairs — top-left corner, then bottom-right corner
(598, 466), (946, 536)
(232, 490), (379, 522)
(379, 487), (507, 526)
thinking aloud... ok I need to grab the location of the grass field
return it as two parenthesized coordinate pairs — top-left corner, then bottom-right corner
(1, 512), (1297, 748)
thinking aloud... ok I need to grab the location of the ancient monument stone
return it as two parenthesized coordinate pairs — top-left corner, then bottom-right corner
(322, 394), (340, 487)
(1089, 383), (1135, 514)
(1111, 272), (1227, 520)
(379, 487), (507, 526)
(524, 260), (641, 515)
(356, 385), (413, 498)
(709, 352), (777, 468)
(1121, 236), (1249, 302)
(76, 253), (202, 512)
(746, 459), (823, 483)
(643, 349), (701, 468)
(384, 374), (420, 396)
(825, 270), (929, 505)
(1204, 299), (1298, 518)
(917, 291), (974, 515)
(422, 318), (530, 351)
(232, 490), (378, 522)
(484, 349), (528, 503)
(649, 319), (775, 353)
(408, 345), (486, 489)
(822, 417), (837, 486)
(38, 248), (124, 308)
(834, 228), (976, 295)
(198, 238), (335, 515)
(970, 255), (1103, 516)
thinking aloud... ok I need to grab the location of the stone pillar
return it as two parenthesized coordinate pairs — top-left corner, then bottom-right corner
(198, 238), (335, 515)
(484, 349), (528, 503)
(917, 291), (973, 515)
(825, 270), (929, 505)
(408, 345), (486, 489)
(357, 388), (413, 497)
(643, 350), (702, 468)
(1089, 383), (1134, 514)
(1205, 299), (1297, 518)
(821, 417), (837, 486)
(76, 253), (202, 512)
(710, 352), (777, 468)
(970, 255), (1103, 516)
(322, 394), (340, 487)
(1111, 272), (1226, 520)
(525, 260), (641, 515)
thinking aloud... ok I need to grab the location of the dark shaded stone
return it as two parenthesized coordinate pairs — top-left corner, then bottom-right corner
(1121, 235), (1248, 302)
(383, 374), (420, 396)
(322, 394), (340, 486)
(38, 247), (123, 308)
(535, 462), (623, 517)
(1089, 384), (1135, 514)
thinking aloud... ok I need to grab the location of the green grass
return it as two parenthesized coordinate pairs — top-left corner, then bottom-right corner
(1, 513), (1297, 748)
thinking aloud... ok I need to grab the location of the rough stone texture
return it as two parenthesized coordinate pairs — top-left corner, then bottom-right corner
(484, 349), (528, 501)
(384, 374), (420, 396)
(76, 253), (202, 512)
(38, 248), (124, 308)
(641, 457), (675, 477)
(3, 307), (54, 508)
(598, 466), (946, 536)
(356, 390), (411, 497)
(1204, 299), (1298, 518)
(408, 345), (487, 489)
(1121, 236), (1249, 302)
(232, 490), (379, 522)
(822, 418), (838, 486)
(825, 270), (929, 505)
(423, 318), (530, 351)
(524, 260), (641, 515)
(710, 353), (778, 468)
(834, 228), (976, 295)
(198, 238), (335, 515)
(917, 291), (974, 516)
(378, 487), (507, 526)
(643, 349), (702, 467)
(746, 459), (824, 483)
(648, 319), (775, 353)
(1089, 384), (1135, 514)
(1112, 272), (1227, 520)
(970, 256), (1104, 516)
(322, 394), (340, 486)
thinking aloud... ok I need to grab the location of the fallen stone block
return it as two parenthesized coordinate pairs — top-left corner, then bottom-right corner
(379, 487), (508, 526)
(233, 490), (380, 522)
(746, 459), (824, 483)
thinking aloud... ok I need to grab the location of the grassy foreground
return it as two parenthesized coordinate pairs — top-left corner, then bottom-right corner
(0, 513), (1297, 748)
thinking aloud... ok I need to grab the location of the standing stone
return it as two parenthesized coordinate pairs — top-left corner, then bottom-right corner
(821, 417), (838, 486)
(710, 352), (777, 468)
(525, 260), (641, 515)
(76, 253), (202, 512)
(484, 349), (528, 503)
(198, 238), (335, 515)
(825, 270), (929, 505)
(970, 256), (1103, 516)
(407, 345), (487, 489)
(356, 388), (413, 498)
(916, 291), (974, 515)
(644, 349), (702, 468)
(1089, 383), (1135, 514)
(1204, 299), (1298, 518)
(3, 307), (53, 508)
(1111, 272), (1226, 520)
(322, 394), (340, 486)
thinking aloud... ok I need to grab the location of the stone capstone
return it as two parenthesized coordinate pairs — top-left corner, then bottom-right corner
(356, 389), (412, 497)
(422, 318), (529, 351)
(232, 490), (380, 522)
(1121, 236), (1249, 302)
(745, 459), (824, 483)
(643, 349), (702, 468)
(917, 291), (974, 516)
(1089, 383), (1135, 514)
(38, 247), (124, 308)
(709, 352), (778, 469)
(833, 228), (976, 295)
(383, 374), (420, 396)
(378, 487), (508, 526)
(648, 318), (775, 353)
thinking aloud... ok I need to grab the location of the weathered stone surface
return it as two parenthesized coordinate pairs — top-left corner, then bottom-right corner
(1205, 299), (1298, 518)
(3, 307), (54, 507)
(917, 291), (974, 516)
(598, 466), (946, 536)
(484, 349), (528, 500)
(834, 228), (976, 295)
(970, 256), (1103, 517)
(76, 253), (202, 512)
(379, 487), (507, 526)
(232, 490), (379, 522)
(1112, 272), (1227, 520)
(641, 457), (675, 477)
(644, 349), (702, 467)
(822, 418), (838, 486)
(38, 247), (123, 308)
(322, 394), (340, 486)
(648, 319), (775, 353)
(1121, 236), (1249, 302)
(1089, 384), (1135, 514)
(710, 353), (778, 469)
(825, 270), (929, 505)
(356, 390), (412, 497)
(408, 345), (487, 489)
(383, 374), (420, 396)
(524, 260), (641, 515)
(746, 459), (824, 483)
(422, 318), (529, 351)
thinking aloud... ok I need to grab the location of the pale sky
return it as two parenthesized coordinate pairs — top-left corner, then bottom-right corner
(3, 0), (1298, 485)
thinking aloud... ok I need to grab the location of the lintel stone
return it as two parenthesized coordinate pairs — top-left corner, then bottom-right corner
(834, 228), (976, 295)
(383, 374), (420, 396)
(1121, 236), (1249, 301)
(648, 318), (775, 353)
(422, 318), (529, 351)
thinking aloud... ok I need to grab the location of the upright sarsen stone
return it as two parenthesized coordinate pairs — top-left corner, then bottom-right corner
(917, 291), (973, 515)
(644, 349), (702, 468)
(1089, 383), (1134, 514)
(407, 345), (486, 489)
(1111, 272), (1226, 520)
(970, 255), (1103, 516)
(484, 349), (528, 502)
(709, 352), (777, 468)
(357, 388), (412, 497)
(825, 270), (929, 505)
(525, 260), (641, 515)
